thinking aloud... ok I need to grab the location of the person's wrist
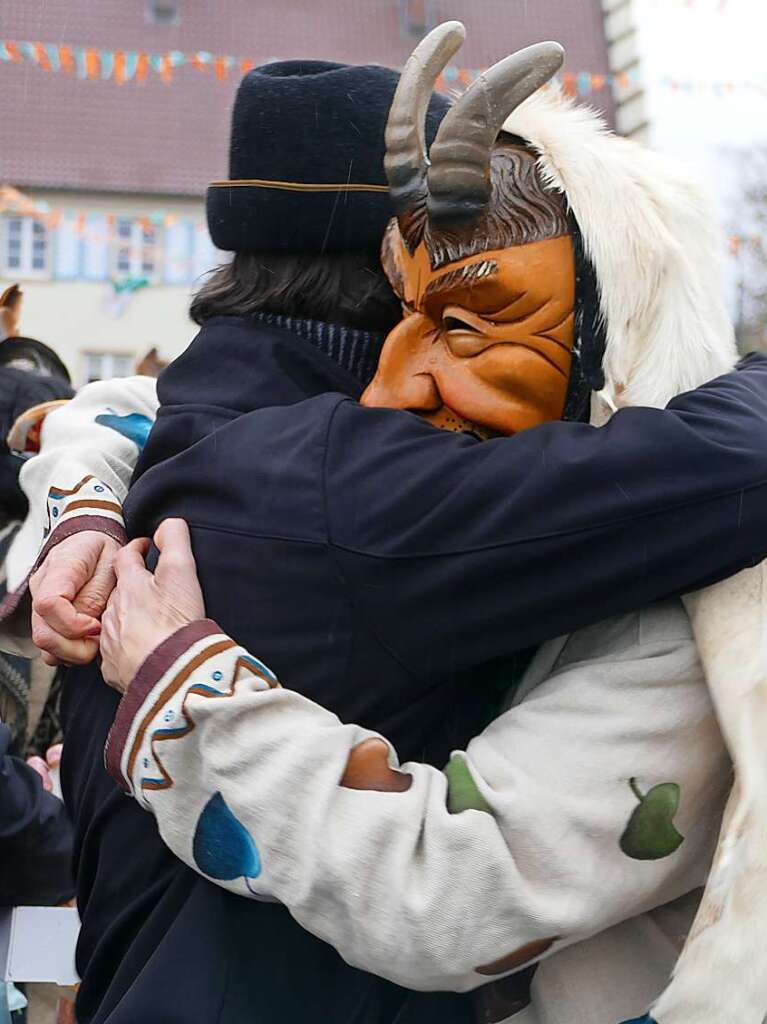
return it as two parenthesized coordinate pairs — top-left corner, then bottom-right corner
(121, 615), (199, 692)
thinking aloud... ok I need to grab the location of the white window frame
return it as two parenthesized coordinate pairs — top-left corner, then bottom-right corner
(112, 218), (161, 282)
(81, 351), (136, 385)
(1, 215), (52, 280)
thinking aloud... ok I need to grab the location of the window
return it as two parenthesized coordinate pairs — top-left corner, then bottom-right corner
(146, 0), (180, 25)
(1, 216), (51, 279)
(113, 218), (159, 281)
(82, 352), (135, 385)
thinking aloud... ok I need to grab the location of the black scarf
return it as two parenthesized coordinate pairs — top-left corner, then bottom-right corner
(252, 312), (386, 388)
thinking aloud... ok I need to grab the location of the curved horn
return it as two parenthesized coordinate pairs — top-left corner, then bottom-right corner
(384, 20), (466, 215)
(426, 41), (565, 226)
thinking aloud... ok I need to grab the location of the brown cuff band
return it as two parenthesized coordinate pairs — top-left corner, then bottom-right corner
(104, 618), (224, 791)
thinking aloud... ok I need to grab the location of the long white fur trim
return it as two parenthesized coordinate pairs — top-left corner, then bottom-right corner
(503, 89), (737, 408)
(502, 89), (761, 1024)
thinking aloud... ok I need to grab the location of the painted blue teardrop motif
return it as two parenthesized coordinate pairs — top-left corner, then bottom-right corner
(192, 792), (262, 886)
(95, 412), (154, 450)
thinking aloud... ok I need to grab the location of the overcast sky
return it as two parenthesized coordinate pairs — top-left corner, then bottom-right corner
(632, 0), (767, 308)
(636, 0), (767, 219)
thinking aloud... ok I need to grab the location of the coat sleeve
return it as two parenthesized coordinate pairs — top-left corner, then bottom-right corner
(0, 376), (159, 656)
(324, 354), (767, 674)
(106, 614), (727, 992)
(0, 724), (73, 906)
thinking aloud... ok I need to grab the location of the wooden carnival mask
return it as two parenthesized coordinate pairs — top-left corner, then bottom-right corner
(361, 24), (575, 438)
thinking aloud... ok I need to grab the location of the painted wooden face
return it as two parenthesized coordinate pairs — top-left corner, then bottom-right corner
(361, 232), (576, 437)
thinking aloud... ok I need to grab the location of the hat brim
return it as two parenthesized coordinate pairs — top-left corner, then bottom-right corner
(207, 181), (394, 254)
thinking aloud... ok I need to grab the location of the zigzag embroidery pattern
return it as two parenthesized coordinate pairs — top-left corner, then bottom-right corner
(43, 475), (121, 536)
(140, 653), (280, 793)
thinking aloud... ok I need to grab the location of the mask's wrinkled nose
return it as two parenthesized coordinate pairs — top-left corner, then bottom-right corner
(361, 314), (441, 413)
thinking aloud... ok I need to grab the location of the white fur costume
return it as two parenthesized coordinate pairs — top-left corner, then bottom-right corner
(508, 86), (762, 1024)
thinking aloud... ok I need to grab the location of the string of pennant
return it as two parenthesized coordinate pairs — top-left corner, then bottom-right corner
(730, 234), (766, 255)
(2, 187), (762, 271)
(2, 38), (764, 98)
(0, 185), (205, 236)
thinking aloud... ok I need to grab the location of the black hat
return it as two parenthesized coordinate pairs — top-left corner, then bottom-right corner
(206, 60), (449, 254)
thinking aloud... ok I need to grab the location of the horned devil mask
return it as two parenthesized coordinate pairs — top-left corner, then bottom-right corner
(361, 23), (603, 436)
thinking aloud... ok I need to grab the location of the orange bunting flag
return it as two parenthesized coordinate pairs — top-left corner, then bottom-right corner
(160, 54), (173, 84)
(5, 41), (22, 63)
(85, 47), (100, 79)
(59, 45), (74, 74)
(214, 56), (228, 81)
(33, 43), (50, 70)
(114, 50), (126, 84)
(75, 212), (86, 235)
(136, 52), (149, 83)
(591, 74), (605, 91)
(240, 58), (255, 76)
(562, 71), (576, 96)
(616, 71), (630, 89)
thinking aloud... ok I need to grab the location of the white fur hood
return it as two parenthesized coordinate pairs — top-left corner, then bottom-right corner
(504, 89), (737, 408)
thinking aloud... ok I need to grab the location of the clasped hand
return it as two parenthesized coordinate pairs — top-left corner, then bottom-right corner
(31, 520), (204, 693)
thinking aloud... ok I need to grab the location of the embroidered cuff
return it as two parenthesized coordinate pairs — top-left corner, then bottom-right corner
(0, 477), (127, 623)
(40, 475), (126, 554)
(105, 619), (229, 793)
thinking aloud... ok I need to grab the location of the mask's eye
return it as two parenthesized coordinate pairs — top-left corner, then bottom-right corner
(401, 301), (416, 317)
(443, 313), (480, 334)
(441, 306), (495, 357)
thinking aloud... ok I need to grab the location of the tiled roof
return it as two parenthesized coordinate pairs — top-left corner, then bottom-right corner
(1, 0), (613, 197)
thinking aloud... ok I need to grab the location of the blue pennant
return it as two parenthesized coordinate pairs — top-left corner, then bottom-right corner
(193, 792), (262, 886)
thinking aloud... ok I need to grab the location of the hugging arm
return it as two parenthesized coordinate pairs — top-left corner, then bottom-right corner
(326, 354), (767, 673)
(104, 535), (725, 992)
(0, 375), (158, 659)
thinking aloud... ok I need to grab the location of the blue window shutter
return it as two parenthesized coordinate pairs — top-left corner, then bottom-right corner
(53, 212), (82, 279)
(164, 219), (193, 284)
(82, 213), (109, 281)
(192, 224), (221, 283)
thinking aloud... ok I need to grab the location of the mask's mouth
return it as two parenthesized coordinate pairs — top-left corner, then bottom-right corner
(420, 405), (500, 441)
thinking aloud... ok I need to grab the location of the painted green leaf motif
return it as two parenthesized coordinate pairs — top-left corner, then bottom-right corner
(193, 791), (262, 882)
(444, 754), (492, 815)
(620, 778), (684, 861)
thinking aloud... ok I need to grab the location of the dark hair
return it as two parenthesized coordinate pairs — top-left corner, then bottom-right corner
(0, 337), (71, 383)
(190, 248), (402, 333)
(395, 137), (569, 271)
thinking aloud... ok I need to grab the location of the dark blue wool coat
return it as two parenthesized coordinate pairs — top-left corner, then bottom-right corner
(0, 723), (73, 906)
(62, 318), (767, 1024)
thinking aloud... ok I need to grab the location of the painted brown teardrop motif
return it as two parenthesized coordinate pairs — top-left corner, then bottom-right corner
(340, 738), (413, 793)
(475, 936), (559, 976)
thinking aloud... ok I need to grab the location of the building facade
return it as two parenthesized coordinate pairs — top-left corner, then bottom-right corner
(601, 0), (648, 141)
(1, 0), (614, 384)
